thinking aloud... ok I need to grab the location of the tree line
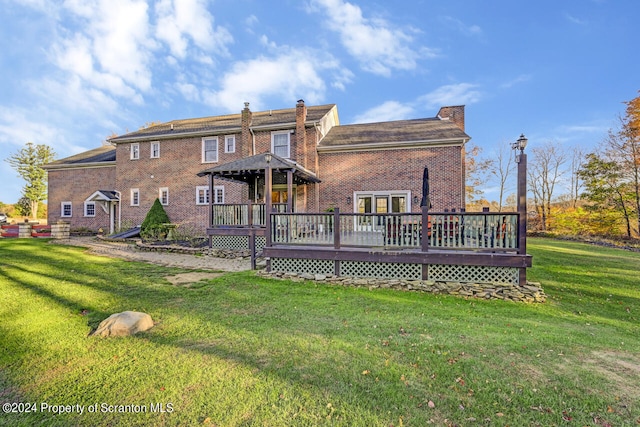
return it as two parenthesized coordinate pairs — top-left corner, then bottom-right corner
(468, 91), (640, 240)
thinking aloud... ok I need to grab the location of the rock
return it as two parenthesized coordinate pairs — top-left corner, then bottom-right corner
(314, 274), (327, 281)
(93, 311), (154, 337)
(300, 273), (314, 280)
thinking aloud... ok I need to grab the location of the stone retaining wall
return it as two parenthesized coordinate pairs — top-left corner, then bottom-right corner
(258, 270), (546, 303)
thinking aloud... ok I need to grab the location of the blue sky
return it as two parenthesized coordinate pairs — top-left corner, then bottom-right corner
(1, 0), (638, 204)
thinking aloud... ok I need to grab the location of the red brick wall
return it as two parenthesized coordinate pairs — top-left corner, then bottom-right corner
(47, 165), (116, 231)
(317, 146), (465, 213)
(116, 136), (247, 234)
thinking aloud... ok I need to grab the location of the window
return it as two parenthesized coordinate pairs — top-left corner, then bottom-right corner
(202, 137), (218, 163)
(225, 135), (235, 153)
(355, 192), (410, 213)
(131, 143), (140, 160)
(159, 187), (169, 205)
(196, 185), (224, 205)
(84, 202), (96, 217)
(271, 131), (290, 158)
(61, 202), (72, 217)
(150, 141), (160, 158)
(196, 186), (209, 205)
(131, 188), (140, 206)
(214, 186), (224, 204)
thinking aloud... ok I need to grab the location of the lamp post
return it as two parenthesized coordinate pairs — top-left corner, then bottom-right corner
(512, 134), (528, 285)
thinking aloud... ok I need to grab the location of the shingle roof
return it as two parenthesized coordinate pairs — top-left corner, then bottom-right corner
(318, 117), (469, 148)
(43, 145), (116, 169)
(109, 104), (336, 142)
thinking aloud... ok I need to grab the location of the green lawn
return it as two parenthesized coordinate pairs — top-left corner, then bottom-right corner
(0, 238), (638, 426)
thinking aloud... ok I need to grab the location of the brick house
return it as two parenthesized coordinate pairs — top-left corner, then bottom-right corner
(44, 101), (469, 234)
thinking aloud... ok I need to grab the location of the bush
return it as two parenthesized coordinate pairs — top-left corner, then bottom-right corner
(141, 199), (171, 240)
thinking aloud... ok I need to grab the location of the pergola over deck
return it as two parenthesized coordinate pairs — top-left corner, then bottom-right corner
(197, 151), (320, 212)
(197, 153), (321, 265)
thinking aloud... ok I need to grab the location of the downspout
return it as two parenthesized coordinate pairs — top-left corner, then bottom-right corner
(313, 122), (321, 211)
(250, 127), (256, 156)
(115, 190), (121, 233)
(462, 138), (469, 210)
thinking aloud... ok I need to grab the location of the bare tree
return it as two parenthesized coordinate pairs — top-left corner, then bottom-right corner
(489, 142), (516, 212)
(465, 144), (493, 206)
(528, 142), (568, 231)
(568, 146), (585, 208)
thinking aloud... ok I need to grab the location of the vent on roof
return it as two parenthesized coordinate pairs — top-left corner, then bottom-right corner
(170, 123), (174, 130)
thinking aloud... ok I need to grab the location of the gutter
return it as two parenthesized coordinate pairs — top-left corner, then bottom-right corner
(317, 138), (467, 153)
(42, 161), (116, 170)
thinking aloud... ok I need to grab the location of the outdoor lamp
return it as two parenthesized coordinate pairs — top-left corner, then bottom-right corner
(265, 152), (272, 164)
(512, 134), (528, 162)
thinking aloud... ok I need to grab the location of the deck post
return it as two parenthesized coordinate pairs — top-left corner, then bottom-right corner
(208, 174), (214, 248)
(333, 207), (341, 249)
(286, 170), (293, 213)
(248, 200), (256, 269)
(515, 135), (528, 285)
(265, 158), (272, 248)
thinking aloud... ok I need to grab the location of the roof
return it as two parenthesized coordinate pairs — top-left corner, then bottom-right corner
(318, 117), (469, 151)
(43, 145), (116, 169)
(197, 152), (321, 184)
(109, 104), (337, 143)
(86, 190), (120, 202)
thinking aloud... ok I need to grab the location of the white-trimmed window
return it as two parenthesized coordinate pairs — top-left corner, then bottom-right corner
(225, 135), (236, 153)
(84, 201), (96, 217)
(214, 186), (224, 204)
(159, 187), (169, 205)
(130, 188), (140, 206)
(196, 185), (224, 205)
(271, 131), (290, 158)
(202, 137), (218, 163)
(196, 186), (209, 205)
(131, 143), (140, 160)
(61, 202), (72, 217)
(150, 141), (160, 158)
(354, 191), (411, 213)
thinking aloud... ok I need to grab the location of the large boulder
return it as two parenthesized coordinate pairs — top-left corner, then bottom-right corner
(92, 311), (154, 337)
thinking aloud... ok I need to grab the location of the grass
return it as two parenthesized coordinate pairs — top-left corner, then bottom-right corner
(0, 238), (638, 426)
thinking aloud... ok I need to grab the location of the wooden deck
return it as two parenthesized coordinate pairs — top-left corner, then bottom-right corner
(206, 206), (530, 284)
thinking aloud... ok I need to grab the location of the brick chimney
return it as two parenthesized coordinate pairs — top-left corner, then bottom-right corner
(437, 105), (465, 131)
(295, 99), (308, 168)
(241, 102), (252, 156)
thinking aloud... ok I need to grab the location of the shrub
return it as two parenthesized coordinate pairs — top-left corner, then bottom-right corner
(140, 199), (171, 240)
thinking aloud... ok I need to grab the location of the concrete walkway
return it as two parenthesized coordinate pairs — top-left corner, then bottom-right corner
(51, 237), (252, 272)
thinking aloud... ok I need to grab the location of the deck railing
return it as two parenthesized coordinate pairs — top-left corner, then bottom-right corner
(270, 211), (520, 251)
(211, 203), (288, 227)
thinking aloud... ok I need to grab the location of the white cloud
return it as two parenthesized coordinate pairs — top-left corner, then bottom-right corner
(353, 101), (414, 124)
(440, 16), (483, 36)
(309, 0), (431, 76)
(155, 0), (233, 59)
(52, 0), (156, 100)
(205, 40), (350, 112)
(500, 74), (532, 89)
(418, 83), (482, 109)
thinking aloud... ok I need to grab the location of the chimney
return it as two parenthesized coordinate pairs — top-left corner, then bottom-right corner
(437, 105), (465, 131)
(241, 102), (252, 156)
(296, 99), (308, 167)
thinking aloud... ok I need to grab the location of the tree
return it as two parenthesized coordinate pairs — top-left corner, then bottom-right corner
(568, 146), (585, 209)
(578, 153), (634, 237)
(605, 92), (640, 237)
(5, 142), (56, 219)
(488, 142), (516, 212)
(528, 142), (568, 231)
(465, 144), (493, 206)
(141, 198), (171, 240)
